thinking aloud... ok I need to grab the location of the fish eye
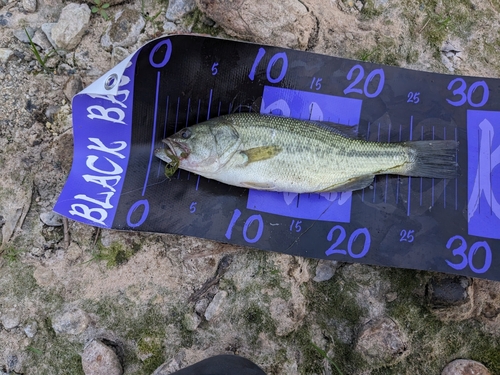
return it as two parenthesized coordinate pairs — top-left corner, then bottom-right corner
(181, 129), (192, 139)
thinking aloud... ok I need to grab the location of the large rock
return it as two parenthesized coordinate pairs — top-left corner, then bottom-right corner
(355, 317), (408, 367)
(441, 359), (491, 375)
(204, 290), (227, 321)
(313, 260), (338, 282)
(101, 8), (145, 49)
(166, 0), (196, 22)
(52, 308), (90, 335)
(82, 340), (123, 375)
(0, 48), (14, 65)
(196, 0), (317, 49)
(22, 0), (37, 12)
(1, 311), (20, 330)
(51, 3), (91, 50)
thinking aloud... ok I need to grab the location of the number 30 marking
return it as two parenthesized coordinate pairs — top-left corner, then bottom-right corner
(445, 235), (492, 274)
(446, 78), (489, 107)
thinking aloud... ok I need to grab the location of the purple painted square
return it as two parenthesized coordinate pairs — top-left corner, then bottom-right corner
(246, 86), (362, 222)
(467, 110), (500, 239)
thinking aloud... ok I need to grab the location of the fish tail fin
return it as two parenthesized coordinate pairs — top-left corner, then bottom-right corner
(400, 140), (459, 179)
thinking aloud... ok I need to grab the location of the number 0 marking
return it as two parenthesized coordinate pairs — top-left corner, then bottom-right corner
(126, 199), (149, 228)
(149, 39), (172, 68)
(243, 215), (264, 243)
(266, 52), (288, 83)
(468, 241), (492, 274)
(348, 228), (371, 258)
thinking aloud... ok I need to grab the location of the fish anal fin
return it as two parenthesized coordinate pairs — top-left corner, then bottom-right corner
(315, 175), (374, 193)
(241, 181), (276, 190)
(242, 146), (282, 164)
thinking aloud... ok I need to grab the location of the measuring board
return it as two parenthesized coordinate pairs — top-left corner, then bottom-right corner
(54, 35), (500, 281)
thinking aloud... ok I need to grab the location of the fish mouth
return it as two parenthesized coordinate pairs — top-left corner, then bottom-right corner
(154, 148), (174, 163)
(162, 138), (190, 159)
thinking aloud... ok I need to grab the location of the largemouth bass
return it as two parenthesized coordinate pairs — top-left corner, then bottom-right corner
(154, 113), (458, 193)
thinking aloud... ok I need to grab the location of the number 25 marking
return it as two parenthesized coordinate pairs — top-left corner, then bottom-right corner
(407, 92), (420, 104)
(400, 229), (414, 243)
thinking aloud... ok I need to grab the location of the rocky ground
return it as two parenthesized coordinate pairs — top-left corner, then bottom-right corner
(1, 0), (500, 374)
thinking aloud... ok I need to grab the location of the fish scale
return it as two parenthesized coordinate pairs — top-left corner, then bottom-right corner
(155, 113), (458, 194)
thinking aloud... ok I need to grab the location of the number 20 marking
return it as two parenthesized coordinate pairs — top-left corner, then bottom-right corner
(325, 225), (371, 259)
(343, 64), (385, 98)
(446, 235), (492, 274)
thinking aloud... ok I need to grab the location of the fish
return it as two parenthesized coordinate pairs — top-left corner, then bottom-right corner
(154, 113), (458, 193)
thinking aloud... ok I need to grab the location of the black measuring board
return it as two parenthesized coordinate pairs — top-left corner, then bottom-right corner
(54, 35), (500, 280)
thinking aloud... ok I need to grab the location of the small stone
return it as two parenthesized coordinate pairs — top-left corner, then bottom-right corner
(52, 308), (90, 335)
(355, 317), (408, 366)
(66, 243), (83, 261)
(57, 63), (76, 75)
(40, 211), (63, 227)
(82, 339), (123, 375)
(22, 0), (37, 12)
(427, 276), (470, 308)
(111, 46), (130, 66)
(84, 0), (125, 6)
(41, 23), (58, 50)
(385, 292), (398, 303)
(45, 105), (61, 122)
(32, 28), (53, 51)
(163, 21), (178, 33)
(194, 298), (209, 315)
(101, 8), (145, 49)
(182, 312), (201, 331)
(313, 260), (338, 282)
(204, 290), (227, 321)
(63, 75), (83, 101)
(0, 14), (10, 27)
(165, 0), (196, 21)
(51, 3), (91, 50)
(152, 352), (185, 375)
(7, 354), (18, 371)
(13, 27), (35, 43)
(0, 48), (14, 65)
(24, 322), (38, 338)
(441, 359), (491, 375)
(1, 312), (20, 330)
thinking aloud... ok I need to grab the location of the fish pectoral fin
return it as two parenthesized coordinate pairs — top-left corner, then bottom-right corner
(241, 146), (282, 164)
(315, 175), (374, 193)
(241, 181), (276, 190)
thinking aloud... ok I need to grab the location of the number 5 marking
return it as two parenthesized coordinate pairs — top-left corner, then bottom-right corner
(212, 62), (218, 75)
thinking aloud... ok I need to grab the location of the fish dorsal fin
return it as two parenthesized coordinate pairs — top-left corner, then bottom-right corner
(315, 175), (374, 193)
(241, 146), (282, 164)
(309, 121), (359, 139)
